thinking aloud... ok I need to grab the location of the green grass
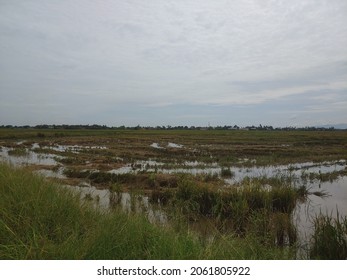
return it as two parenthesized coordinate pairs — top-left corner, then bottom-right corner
(0, 164), (293, 259)
(310, 213), (347, 259)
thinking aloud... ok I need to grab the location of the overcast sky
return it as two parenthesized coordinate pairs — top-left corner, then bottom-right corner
(1, 0), (346, 127)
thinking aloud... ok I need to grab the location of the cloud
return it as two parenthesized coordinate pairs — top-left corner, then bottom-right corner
(0, 0), (346, 126)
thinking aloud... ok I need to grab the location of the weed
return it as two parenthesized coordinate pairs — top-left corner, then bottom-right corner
(310, 212), (347, 259)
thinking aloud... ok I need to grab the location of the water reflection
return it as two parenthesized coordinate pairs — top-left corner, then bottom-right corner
(294, 176), (347, 247)
(0, 147), (62, 166)
(65, 183), (167, 225)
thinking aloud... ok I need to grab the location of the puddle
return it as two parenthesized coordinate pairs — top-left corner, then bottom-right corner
(150, 142), (184, 149)
(108, 159), (165, 174)
(224, 160), (347, 184)
(46, 145), (82, 153)
(108, 166), (134, 174)
(0, 143), (108, 167)
(167, 142), (183, 148)
(31, 143), (40, 149)
(107, 159), (347, 189)
(150, 143), (163, 149)
(0, 147), (62, 166)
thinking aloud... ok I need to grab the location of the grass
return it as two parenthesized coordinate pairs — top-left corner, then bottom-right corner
(7, 147), (29, 157)
(1, 128), (347, 166)
(0, 163), (293, 259)
(1, 164), (346, 259)
(1, 128), (346, 259)
(310, 212), (347, 259)
(301, 169), (347, 183)
(159, 176), (302, 245)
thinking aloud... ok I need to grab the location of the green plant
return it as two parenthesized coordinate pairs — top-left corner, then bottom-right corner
(310, 213), (347, 259)
(7, 148), (28, 156)
(0, 164), (294, 259)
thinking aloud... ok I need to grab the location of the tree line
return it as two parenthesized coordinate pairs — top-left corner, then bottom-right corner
(0, 124), (340, 131)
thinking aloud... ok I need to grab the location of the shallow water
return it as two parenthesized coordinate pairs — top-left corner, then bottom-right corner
(34, 167), (66, 179)
(66, 183), (167, 224)
(0, 147), (61, 166)
(150, 143), (163, 149)
(295, 176), (347, 243)
(1, 143), (346, 252)
(108, 159), (346, 186)
(150, 142), (184, 149)
(167, 142), (183, 148)
(42, 144), (107, 153)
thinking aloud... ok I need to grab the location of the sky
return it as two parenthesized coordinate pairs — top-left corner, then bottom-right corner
(0, 0), (346, 127)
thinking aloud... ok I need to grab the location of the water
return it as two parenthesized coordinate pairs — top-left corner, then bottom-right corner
(65, 183), (167, 224)
(294, 176), (347, 246)
(41, 144), (107, 153)
(150, 143), (163, 149)
(34, 167), (66, 179)
(167, 142), (183, 148)
(1, 143), (346, 250)
(107, 159), (346, 187)
(150, 142), (184, 149)
(0, 147), (62, 166)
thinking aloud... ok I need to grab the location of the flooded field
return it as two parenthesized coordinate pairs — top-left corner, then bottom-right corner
(1, 129), (347, 256)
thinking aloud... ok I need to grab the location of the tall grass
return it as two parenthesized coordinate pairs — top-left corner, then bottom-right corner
(310, 213), (347, 259)
(156, 176), (304, 246)
(0, 164), (291, 259)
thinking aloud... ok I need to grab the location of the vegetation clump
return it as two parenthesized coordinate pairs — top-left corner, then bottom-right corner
(0, 164), (294, 259)
(148, 175), (304, 246)
(220, 167), (234, 178)
(310, 213), (347, 259)
(7, 148), (28, 157)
